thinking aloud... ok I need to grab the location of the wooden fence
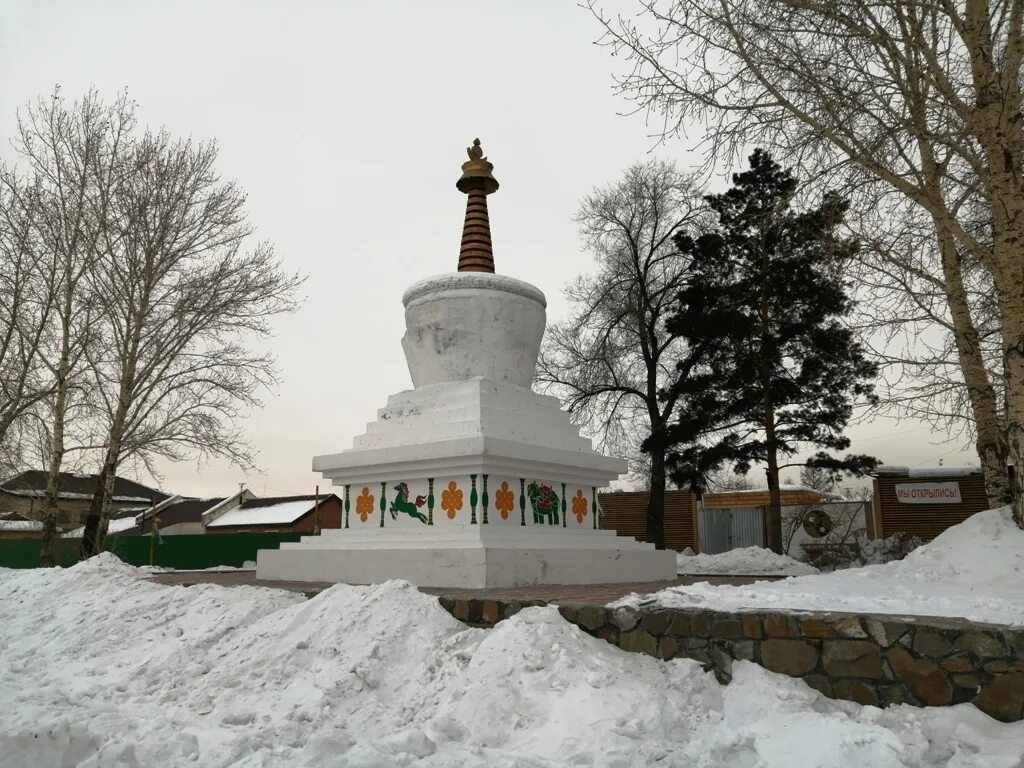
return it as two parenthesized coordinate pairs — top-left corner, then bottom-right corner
(0, 532), (304, 570)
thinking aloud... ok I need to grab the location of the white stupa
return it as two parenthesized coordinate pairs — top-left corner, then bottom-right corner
(257, 139), (675, 587)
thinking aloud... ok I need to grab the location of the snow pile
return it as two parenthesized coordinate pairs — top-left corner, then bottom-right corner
(624, 508), (1024, 626)
(805, 531), (923, 571)
(855, 532), (923, 566)
(2, 553), (1023, 766)
(678, 546), (819, 576)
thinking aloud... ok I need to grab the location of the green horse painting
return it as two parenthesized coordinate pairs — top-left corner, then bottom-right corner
(389, 482), (428, 523)
(528, 482), (559, 525)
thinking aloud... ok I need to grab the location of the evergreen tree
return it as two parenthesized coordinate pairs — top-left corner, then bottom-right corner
(656, 151), (879, 552)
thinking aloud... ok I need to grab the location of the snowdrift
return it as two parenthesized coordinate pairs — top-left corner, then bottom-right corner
(629, 507), (1024, 627)
(677, 546), (819, 577)
(1, 549), (1022, 767)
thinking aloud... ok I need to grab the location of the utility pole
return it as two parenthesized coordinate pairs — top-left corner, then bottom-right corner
(314, 484), (321, 535)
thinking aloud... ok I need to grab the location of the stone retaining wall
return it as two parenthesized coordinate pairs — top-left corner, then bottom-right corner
(437, 596), (1024, 722)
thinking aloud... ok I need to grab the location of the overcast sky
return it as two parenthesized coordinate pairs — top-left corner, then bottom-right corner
(0, 1), (976, 498)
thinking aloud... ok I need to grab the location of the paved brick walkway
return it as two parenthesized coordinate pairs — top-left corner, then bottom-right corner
(148, 570), (781, 603)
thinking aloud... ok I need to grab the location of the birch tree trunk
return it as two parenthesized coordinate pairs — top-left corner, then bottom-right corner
(933, 218), (1010, 507)
(81, 254), (147, 557)
(39, 351), (70, 567)
(963, 0), (1024, 523)
(81, 457), (118, 556)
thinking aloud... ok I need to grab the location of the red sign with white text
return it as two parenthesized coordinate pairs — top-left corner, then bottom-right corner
(894, 482), (962, 504)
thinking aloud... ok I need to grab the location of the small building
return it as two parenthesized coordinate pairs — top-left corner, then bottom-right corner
(107, 496), (227, 537)
(204, 494), (342, 534)
(0, 512), (44, 540)
(63, 496), (229, 539)
(60, 490), (343, 538)
(599, 485), (834, 553)
(870, 466), (989, 541)
(699, 485), (834, 555)
(0, 470), (169, 528)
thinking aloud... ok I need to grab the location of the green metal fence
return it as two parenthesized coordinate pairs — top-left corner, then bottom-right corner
(0, 532), (304, 570)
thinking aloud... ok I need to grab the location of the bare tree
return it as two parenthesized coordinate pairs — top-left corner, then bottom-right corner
(852, 204), (1002, 445)
(706, 469), (756, 492)
(587, 0), (1024, 522)
(78, 130), (303, 555)
(536, 159), (710, 548)
(799, 464), (839, 495)
(0, 170), (55, 473)
(784, 495), (872, 565)
(8, 89), (135, 565)
(781, 467), (866, 562)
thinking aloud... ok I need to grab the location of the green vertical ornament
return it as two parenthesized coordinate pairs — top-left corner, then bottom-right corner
(344, 484), (350, 529)
(519, 478), (526, 526)
(481, 474), (489, 524)
(469, 474), (478, 524)
(380, 481), (386, 527)
(427, 478), (435, 525)
(561, 482), (567, 528)
(592, 486), (598, 529)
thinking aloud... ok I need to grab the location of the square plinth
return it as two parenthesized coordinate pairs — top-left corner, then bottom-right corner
(256, 525), (676, 588)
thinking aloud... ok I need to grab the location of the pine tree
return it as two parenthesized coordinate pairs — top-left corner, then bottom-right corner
(657, 151), (879, 552)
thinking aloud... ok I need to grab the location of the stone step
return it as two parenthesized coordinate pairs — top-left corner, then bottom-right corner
(278, 527), (655, 552)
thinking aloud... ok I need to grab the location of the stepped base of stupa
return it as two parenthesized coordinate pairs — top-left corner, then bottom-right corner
(255, 372), (675, 587)
(256, 525), (676, 588)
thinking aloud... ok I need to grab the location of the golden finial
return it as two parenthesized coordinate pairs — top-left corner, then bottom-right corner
(456, 137), (499, 273)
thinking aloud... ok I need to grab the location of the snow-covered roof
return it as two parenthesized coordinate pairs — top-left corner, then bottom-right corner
(62, 516), (139, 538)
(200, 490), (254, 525)
(874, 465), (981, 478)
(0, 488), (153, 502)
(206, 499), (315, 528)
(0, 470), (168, 503)
(0, 519), (43, 532)
(114, 505), (151, 517)
(713, 484), (822, 494)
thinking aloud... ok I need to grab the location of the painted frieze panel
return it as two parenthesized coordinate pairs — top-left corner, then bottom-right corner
(526, 480), (561, 526)
(494, 480), (515, 521)
(387, 482), (428, 524)
(334, 476), (601, 531)
(355, 486), (375, 524)
(441, 479), (464, 520)
(570, 488), (589, 526)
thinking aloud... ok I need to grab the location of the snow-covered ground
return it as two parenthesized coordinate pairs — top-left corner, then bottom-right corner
(2, 550), (1023, 766)
(628, 508), (1024, 627)
(677, 546), (819, 577)
(197, 561), (258, 571)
